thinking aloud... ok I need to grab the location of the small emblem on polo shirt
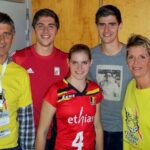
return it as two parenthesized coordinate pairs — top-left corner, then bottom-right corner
(54, 67), (60, 76)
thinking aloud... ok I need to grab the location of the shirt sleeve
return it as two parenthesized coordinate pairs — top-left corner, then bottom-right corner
(96, 85), (104, 104)
(18, 71), (32, 107)
(44, 85), (58, 108)
(17, 104), (35, 150)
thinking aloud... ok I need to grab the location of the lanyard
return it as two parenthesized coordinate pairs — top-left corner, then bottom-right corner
(0, 59), (8, 93)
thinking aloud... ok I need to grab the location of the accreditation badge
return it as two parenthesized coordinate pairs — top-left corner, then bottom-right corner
(0, 111), (10, 126)
(0, 90), (10, 126)
(0, 128), (10, 138)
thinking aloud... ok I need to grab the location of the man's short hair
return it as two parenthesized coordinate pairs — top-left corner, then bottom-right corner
(0, 12), (15, 33)
(32, 8), (60, 29)
(95, 5), (122, 24)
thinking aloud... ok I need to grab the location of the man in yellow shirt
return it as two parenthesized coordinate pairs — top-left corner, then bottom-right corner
(0, 12), (34, 149)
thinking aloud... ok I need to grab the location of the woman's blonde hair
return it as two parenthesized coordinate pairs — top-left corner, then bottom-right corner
(127, 34), (150, 57)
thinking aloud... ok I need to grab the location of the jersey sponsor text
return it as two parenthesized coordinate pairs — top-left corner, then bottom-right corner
(68, 107), (94, 126)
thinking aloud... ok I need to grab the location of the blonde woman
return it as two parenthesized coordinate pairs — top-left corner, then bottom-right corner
(122, 35), (150, 149)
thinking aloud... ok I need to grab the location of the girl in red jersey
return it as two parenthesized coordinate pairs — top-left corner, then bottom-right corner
(35, 44), (103, 150)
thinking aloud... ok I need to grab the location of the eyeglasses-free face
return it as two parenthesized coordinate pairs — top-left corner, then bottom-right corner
(127, 45), (150, 79)
(97, 15), (122, 44)
(34, 16), (58, 48)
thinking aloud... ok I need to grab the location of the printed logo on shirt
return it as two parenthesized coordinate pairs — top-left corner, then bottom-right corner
(58, 94), (75, 103)
(68, 107), (94, 125)
(62, 94), (75, 100)
(54, 67), (60, 76)
(90, 97), (96, 105)
(27, 68), (34, 74)
(124, 108), (142, 145)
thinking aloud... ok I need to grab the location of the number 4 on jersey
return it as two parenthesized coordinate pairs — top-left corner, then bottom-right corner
(72, 131), (83, 150)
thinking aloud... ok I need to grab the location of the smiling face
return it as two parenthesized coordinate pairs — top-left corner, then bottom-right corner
(97, 15), (121, 44)
(0, 23), (14, 60)
(127, 45), (150, 79)
(68, 51), (92, 81)
(34, 16), (58, 48)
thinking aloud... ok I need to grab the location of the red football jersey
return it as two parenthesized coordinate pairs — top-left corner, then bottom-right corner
(45, 78), (103, 150)
(12, 45), (69, 138)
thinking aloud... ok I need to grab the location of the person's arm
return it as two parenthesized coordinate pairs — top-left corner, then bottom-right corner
(94, 103), (103, 150)
(35, 101), (56, 150)
(17, 104), (35, 150)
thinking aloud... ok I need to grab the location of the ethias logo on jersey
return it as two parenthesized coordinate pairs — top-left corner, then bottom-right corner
(68, 107), (94, 126)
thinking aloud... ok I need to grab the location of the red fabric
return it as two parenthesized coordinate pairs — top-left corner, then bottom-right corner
(12, 45), (69, 138)
(45, 79), (103, 149)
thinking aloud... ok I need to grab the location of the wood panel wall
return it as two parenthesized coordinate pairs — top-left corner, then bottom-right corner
(32, 0), (100, 52)
(32, 0), (150, 51)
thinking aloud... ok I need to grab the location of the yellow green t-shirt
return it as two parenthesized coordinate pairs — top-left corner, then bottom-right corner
(122, 79), (150, 150)
(0, 62), (32, 149)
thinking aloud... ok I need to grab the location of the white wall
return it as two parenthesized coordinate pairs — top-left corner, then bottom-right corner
(0, 0), (32, 52)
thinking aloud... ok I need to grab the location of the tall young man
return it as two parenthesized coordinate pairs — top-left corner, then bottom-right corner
(12, 9), (69, 150)
(0, 12), (34, 150)
(88, 5), (132, 150)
